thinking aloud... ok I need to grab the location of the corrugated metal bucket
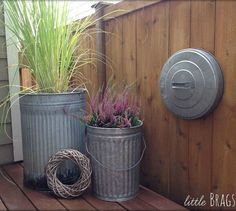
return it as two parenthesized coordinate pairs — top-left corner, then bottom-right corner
(86, 121), (145, 202)
(19, 90), (86, 190)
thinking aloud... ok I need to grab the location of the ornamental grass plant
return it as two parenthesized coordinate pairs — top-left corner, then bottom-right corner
(4, 0), (94, 93)
(0, 0), (97, 138)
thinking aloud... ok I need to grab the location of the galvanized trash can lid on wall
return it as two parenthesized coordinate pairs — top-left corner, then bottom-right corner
(160, 48), (224, 119)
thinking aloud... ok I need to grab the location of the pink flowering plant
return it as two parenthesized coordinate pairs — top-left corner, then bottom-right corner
(86, 86), (141, 128)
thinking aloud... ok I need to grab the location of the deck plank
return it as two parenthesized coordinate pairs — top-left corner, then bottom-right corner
(59, 198), (96, 211)
(3, 164), (66, 211)
(138, 186), (188, 211)
(0, 167), (36, 211)
(0, 199), (7, 211)
(83, 193), (125, 211)
(119, 197), (157, 210)
(1, 163), (188, 211)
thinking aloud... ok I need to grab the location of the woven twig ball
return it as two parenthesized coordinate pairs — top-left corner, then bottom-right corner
(45, 149), (92, 198)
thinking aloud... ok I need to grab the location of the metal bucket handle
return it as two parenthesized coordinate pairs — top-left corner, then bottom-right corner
(85, 135), (146, 172)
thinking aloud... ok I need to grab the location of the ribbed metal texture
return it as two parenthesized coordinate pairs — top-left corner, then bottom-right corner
(20, 91), (86, 190)
(87, 123), (143, 202)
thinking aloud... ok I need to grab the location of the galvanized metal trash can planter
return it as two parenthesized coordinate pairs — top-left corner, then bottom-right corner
(19, 90), (86, 190)
(86, 121), (144, 202)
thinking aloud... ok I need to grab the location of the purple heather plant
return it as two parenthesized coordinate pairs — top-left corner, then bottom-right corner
(86, 86), (141, 128)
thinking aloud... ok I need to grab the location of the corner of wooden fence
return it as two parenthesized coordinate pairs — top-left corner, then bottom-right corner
(92, 2), (111, 91)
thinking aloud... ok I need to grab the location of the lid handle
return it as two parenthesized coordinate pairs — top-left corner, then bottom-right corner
(172, 81), (195, 90)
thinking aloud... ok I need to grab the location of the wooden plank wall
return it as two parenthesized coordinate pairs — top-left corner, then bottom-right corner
(0, 3), (13, 165)
(78, 27), (98, 111)
(81, 0), (236, 207)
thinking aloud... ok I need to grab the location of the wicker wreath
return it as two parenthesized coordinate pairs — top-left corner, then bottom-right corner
(45, 149), (92, 198)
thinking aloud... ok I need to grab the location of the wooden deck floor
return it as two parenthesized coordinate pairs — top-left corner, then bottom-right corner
(0, 163), (187, 211)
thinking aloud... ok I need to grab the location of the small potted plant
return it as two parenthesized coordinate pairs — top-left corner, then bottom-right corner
(3, 1), (94, 190)
(86, 86), (145, 202)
